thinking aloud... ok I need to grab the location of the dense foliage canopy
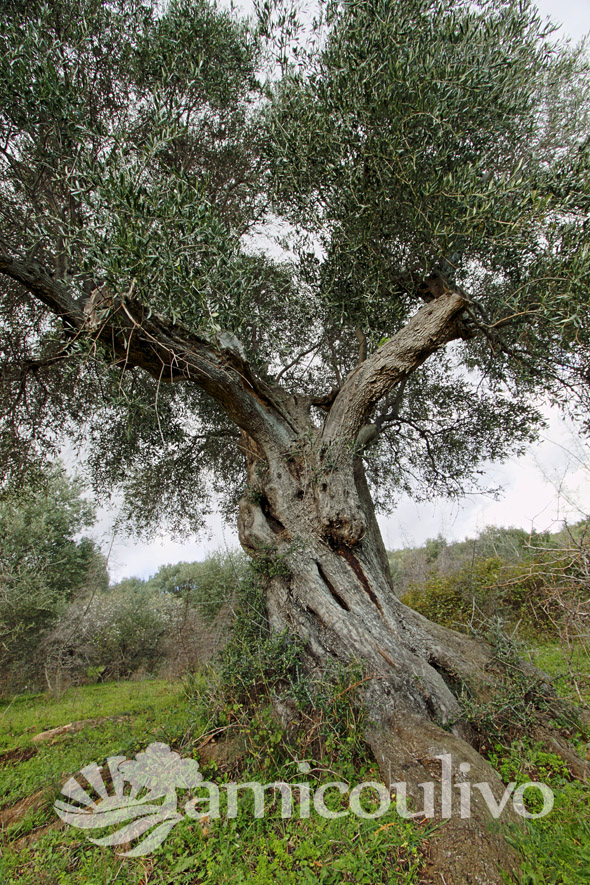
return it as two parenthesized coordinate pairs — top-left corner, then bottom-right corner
(1, 0), (589, 531)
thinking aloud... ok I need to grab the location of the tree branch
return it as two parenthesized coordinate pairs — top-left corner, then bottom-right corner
(355, 327), (367, 364)
(0, 254), (295, 448)
(321, 291), (469, 451)
(375, 378), (408, 431)
(0, 255), (84, 324)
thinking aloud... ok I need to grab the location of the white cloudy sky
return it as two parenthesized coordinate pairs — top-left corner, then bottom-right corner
(91, 0), (590, 581)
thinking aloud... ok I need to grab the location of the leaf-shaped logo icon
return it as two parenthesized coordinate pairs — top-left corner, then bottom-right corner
(54, 743), (202, 857)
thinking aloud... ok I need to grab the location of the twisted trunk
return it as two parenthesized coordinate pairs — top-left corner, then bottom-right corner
(238, 439), (525, 883)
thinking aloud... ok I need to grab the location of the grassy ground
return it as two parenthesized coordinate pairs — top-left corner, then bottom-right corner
(0, 680), (198, 883)
(0, 677), (427, 884)
(1, 644), (589, 885)
(529, 643), (590, 709)
(499, 642), (590, 884)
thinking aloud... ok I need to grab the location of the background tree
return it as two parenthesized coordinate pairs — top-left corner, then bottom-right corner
(0, 463), (108, 690)
(1, 0), (590, 877)
(44, 576), (182, 685)
(147, 551), (245, 621)
(24, 549), (243, 689)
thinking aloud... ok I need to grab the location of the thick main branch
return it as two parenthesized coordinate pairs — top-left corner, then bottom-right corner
(0, 254), (294, 448)
(322, 291), (469, 448)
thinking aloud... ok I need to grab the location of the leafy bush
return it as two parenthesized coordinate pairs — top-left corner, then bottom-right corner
(400, 521), (590, 647)
(189, 552), (372, 776)
(42, 549), (245, 686)
(216, 560), (303, 708)
(44, 582), (182, 683)
(401, 557), (503, 631)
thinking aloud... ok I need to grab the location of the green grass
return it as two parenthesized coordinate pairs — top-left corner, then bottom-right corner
(0, 680), (193, 810)
(1, 804), (427, 885)
(0, 678), (428, 884)
(527, 642), (590, 707)
(507, 778), (590, 885)
(496, 641), (590, 884)
(0, 680), (189, 752)
(2, 643), (590, 885)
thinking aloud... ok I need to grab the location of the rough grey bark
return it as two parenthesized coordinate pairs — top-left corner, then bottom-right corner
(237, 429), (523, 884)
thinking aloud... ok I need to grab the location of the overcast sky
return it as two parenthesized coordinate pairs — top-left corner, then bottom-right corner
(535, 0), (589, 38)
(94, 0), (590, 581)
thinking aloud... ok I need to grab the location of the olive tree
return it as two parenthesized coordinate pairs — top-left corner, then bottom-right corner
(1, 0), (589, 877)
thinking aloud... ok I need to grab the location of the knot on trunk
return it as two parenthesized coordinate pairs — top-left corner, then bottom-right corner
(318, 483), (367, 547)
(237, 495), (279, 552)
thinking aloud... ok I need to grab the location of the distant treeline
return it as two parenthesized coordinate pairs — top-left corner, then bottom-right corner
(0, 463), (244, 694)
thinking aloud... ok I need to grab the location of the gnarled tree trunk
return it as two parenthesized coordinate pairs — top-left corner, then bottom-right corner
(237, 432), (525, 883)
